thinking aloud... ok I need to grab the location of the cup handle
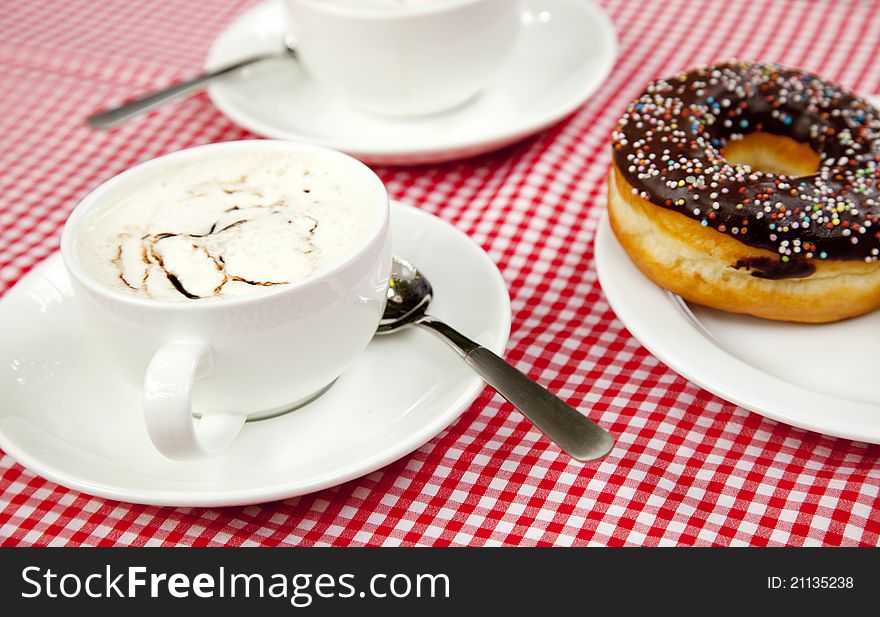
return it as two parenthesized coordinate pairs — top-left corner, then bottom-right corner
(143, 341), (245, 460)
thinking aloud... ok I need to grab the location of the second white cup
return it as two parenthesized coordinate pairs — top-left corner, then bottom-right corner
(283, 0), (522, 117)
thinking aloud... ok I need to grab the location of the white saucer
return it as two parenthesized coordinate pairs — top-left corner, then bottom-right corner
(0, 201), (511, 507)
(205, 0), (617, 165)
(595, 214), (880, 445)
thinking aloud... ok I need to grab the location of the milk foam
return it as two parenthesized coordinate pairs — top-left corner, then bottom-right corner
(77, 151), (380, 302)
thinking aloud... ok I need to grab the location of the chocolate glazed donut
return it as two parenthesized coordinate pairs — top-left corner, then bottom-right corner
(608, 61), (880, 323)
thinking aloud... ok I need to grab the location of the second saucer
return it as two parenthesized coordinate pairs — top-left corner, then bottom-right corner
(206, 0), (618, 164)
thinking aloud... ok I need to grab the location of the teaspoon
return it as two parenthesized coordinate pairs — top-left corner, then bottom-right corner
(87, 36), (298, 129)
(378, 256), (615, 462)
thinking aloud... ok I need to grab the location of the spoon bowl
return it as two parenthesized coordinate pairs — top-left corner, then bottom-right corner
(377, 257), (433, 334)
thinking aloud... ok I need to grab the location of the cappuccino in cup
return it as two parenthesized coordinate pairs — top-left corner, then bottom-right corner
(61, 141), (391, 460)
(77, 151), (379, 302)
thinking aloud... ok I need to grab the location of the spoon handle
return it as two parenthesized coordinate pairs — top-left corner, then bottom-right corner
(415, 316), (614, 462)
(86, 53), (276, 129)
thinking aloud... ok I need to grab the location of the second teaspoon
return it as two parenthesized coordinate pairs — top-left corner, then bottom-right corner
(87, 37), (298, 130)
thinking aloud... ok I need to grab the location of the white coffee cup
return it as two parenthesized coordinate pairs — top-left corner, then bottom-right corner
(283, 0), (522, 116)
(60, 140), (391, 460)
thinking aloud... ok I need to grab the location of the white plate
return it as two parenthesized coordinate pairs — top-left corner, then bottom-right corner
(0, 201), (511, 507)
(205, 0), (617, 165)
(595, 214), (880, 444)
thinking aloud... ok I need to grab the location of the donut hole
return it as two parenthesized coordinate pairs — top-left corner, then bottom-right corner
(722, 132), (821, 177)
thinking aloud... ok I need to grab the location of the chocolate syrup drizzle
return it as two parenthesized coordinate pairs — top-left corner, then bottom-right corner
(612, 61), (880, 278)
(112, 204), (319, 300)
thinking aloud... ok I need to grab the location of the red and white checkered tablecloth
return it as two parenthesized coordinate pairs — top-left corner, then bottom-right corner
(1, 0), (879, 547)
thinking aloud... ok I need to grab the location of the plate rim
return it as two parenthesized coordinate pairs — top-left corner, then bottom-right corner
(204, 0), (618, 161)
(595, 212), (880, 445)
(0, 200), (512, 507)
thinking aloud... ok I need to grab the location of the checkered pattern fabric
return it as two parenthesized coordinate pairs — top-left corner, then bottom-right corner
(2, 0), (879, 547)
